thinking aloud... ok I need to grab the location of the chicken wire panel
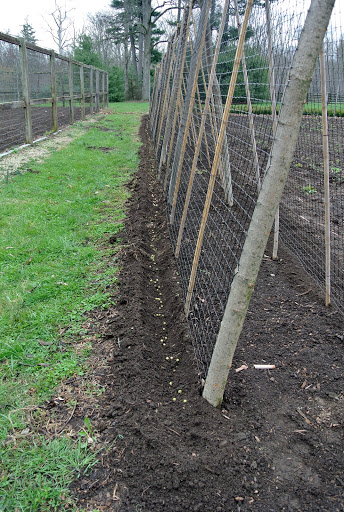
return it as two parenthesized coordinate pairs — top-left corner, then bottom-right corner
(0, 41), (21, 103)
(27, 49), (53, 138)
(0, 108), (25, 153)
(280, 2), (344, 312)
(151, 0), (344, 380)
(27, 49), (51, 101)
(83, 67), (91, 115)
(73, 63), (82, 121)
(55, 58), (69, 99)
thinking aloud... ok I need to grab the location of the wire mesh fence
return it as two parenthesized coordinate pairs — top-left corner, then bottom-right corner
(0, 32), (108, 154)
(150, 0), (343, 380)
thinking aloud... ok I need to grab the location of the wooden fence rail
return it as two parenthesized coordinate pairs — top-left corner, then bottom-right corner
(0, 31), (108, 153)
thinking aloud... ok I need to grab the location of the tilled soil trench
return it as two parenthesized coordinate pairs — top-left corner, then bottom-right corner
(68, 115), (343, 511)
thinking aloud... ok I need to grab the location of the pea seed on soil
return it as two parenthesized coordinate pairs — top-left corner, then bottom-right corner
(71, 116), (343, 511)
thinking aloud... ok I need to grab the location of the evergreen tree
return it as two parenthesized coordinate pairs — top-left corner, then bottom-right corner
(19, 20), (37, 44)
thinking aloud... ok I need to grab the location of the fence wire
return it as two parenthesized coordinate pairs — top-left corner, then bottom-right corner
(151, 0), (343, 379)
(0, 32), (108, 154)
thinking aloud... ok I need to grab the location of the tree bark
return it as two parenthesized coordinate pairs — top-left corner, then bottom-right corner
(203, 0), (336, 408)
(142, 0), (152, 101)
(129, 32), (138, 76)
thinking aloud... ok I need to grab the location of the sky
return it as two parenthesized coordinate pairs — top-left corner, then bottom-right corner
(0, 0), (113, 50)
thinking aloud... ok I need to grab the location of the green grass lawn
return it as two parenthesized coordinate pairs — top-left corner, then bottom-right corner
(0, 101), (149, 511)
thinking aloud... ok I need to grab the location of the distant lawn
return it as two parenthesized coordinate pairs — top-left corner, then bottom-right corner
(0, 101), (148, 511)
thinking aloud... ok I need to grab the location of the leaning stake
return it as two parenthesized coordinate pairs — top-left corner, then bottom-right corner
(203, 0), (336, 408)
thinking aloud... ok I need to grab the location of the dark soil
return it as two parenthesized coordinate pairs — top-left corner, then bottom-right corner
(64, 115), (344, 511)
(0, 106), (87, 153)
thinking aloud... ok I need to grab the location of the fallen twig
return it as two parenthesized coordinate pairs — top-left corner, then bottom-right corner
(56, 401), (78, 434)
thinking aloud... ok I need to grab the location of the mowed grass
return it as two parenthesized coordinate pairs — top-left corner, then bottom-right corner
(0, 101), (149, 511)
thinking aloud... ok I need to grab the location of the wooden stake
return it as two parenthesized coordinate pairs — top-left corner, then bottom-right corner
(234, 0), (261, 191)
(19, 39), (33, 144)
(158, 3), (192, 177)
(95, 69), (100, 112)
(175, 0), (231, 258)
(90, 67), (94, 113)
(265, 0), (279, 259)
(203, 0), (336, 407)
(320, 47), (331, 306)
(80, 65), (85, 120)
(68, 58), (74, 124)
(50, 50), (58, 132)
(157, 38), (176, 150)
(168, 0), (212, 212)
(185, 0), (253, 316)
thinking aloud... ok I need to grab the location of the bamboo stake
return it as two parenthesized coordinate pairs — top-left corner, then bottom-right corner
(164, 96), (182, 190)
(234, 0), (261, 192)
(152, 60), (164, 141)
(158, 3), (192, 177)
(168, 0), (212, 212)
(203, 13), (233, 204)
(157, 38), (177, 150)
(151, 63), (162, 142)
(320, 47), (331, 306)
(155, 55), (169, 144)
(265, 0), (279, 259)
(175, 0), (230, 259)
(181, 73), (199, 152)
(203, 0), (335, 408)
(190, 9), (224, 180)
(198, 56), (224, 180)
(185, 0), (253, 317)
(187, 29), (212, 170)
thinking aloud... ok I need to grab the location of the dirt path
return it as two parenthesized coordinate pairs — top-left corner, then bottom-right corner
(67, 115), (343, 511)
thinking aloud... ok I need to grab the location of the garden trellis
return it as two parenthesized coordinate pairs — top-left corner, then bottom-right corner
(150, 0), (342, 403)
(0, 32), (108, 155)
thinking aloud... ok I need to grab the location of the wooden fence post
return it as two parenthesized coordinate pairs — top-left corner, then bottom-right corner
(80, 64), (86, 120)
(95, 69), (100, 112)
(320, 47), (331, 306)
(50, 50), (58, 132)
(175, 0), (230, 258)
(19, 39), (33, 144)
(184, 0), (254, 317)
(68, 58), (74, 124)
(90, 67), (94, 114)
(102, 71), (105, 109)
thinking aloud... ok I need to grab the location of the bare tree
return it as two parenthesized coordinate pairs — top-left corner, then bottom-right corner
(44, 2), (75, 54)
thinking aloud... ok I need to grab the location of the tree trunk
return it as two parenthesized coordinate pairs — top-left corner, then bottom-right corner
(142, 0), (152, 101)
(138, 30), (143, 81)
(202, 0), (336, 408)
(129, 32), (138, 76)
(124, 36), (129, 100)
(177, 0), (182, 24)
